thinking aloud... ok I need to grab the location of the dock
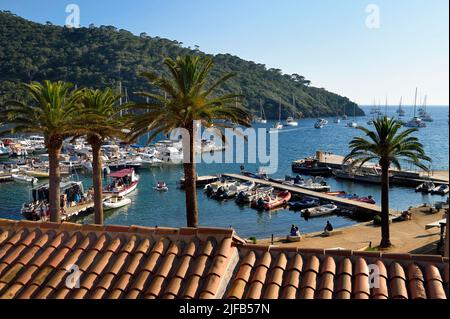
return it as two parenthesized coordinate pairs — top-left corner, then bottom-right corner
(223, 173), (395, 215)
(179, 175), (219, 188)
(297, 151), (449, 186)
(0, 173), (12, 183)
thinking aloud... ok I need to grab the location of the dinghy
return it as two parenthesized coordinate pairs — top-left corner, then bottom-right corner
(415, 181), (435, 193)
(103, 196), (132, 210)
(431, 184), (449, 195)
(260, 191), (291, 210)
(154, 181), (169, 192)
(12, 174), (38, 185)
(301, 204), (338, 218)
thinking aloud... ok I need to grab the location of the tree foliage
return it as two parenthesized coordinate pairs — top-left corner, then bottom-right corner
(0, 11), (364, 119)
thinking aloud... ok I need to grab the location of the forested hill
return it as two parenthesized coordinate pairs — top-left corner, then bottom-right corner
(0, 11), (364, 118)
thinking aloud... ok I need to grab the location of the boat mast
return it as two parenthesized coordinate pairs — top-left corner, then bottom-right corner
(413, 87), (418, 118)
(119, 81), (123, 117)
(279, 97), (282, 122)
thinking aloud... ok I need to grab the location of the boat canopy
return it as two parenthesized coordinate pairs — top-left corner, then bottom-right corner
(110, 168), (134, 179)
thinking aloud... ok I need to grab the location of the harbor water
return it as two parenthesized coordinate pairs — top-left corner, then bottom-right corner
(0, 106), (448, 239)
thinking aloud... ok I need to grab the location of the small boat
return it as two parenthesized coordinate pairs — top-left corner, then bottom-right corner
(431, 184), (449, 195)
(222, 181), (255, 199)
(301, 204), (338, 218)
(415, 181), (435, 193)
(283, 176), (330, 192)
(236, 186), (274, 204)
(347, 121), (358, 128)
(352, 196), (376, 204)
(154, 181), (169, 192)
(12, 174), (38, 184)
(334, 117), (341, 124)
(262, 191), (292, 210)
(286, 117), (298, 127)
(25, 169), (50, 178)
(289, 197), (320, 211)
(103, 196), (132, 211)
(367, 119), (374, 125)
(292, 158), (333, 176)
(205, 178), (237, 199)
(104, 168), (139, 197)
(314, 119), (328, 129)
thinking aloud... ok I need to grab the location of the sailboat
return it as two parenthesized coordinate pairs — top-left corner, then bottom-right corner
(405, 88), (426, 128)
(334, 102), (341, 123)
(285, 95), (298, 126)
(254, 99), (267, 124)
(419, 95), (433, 122)
(396, 97), (406, 117)
(347, 104), (358, 128)
(273, 98), (283, 130)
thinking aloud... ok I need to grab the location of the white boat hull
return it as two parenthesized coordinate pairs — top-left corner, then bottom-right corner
(103, 197), (132, 210)
(104, 181), (138, 197)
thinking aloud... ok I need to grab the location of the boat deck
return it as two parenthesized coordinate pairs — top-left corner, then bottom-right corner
(222, 173), (396, 215)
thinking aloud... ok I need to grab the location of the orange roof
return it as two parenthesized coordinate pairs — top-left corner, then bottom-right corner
(0, 218), (448, 299)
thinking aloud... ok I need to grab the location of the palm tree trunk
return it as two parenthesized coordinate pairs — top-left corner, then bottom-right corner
(48, 145), (62, 223)
(91, 138), (104, 225)
(380, 160), (392, 248)
(183, 123), (199, 227)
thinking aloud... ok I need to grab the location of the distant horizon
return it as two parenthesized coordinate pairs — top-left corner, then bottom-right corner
(0, 1), (448, 105)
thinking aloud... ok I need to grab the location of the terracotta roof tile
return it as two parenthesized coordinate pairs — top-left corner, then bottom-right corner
(0, 219), (448, 300)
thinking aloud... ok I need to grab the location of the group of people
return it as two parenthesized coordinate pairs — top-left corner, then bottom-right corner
(289, 220), (334, 237)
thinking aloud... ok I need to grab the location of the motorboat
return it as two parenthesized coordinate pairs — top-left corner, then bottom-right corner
(222, 181), (256, 199)
(283, 175), (330, 192)
(236, 186), (274, 204)
(314, 119), (328, 129)
(301, 204), (338, 218)
(288, 197), (320, 211)
(255, 190), (291, 211)
(24, 168), (50, 179)
(11, 174), (38, 185)
(154, 181), (169, 192)
(205, 178), (237, 198)
(103, 196), (132, 211)
(431, 184), (449, 195)
(292, 158), (333, 176)
(415, 181), (435, 193)
(334, 117), (341, 124)
(104, 168), (139, 197)
(286, 117), (298, 127)
(0, 142), (10, 159)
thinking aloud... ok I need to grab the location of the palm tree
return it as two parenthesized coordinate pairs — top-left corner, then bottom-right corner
(78, 88), (125, 225)
(344, 116), (431, 248)
(0, 81), (83, 222)
(128, 56), (251, 227)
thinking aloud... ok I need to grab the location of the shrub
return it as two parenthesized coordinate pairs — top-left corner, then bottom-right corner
(249, 236), (257, 244)
(373, 215), (382, 226)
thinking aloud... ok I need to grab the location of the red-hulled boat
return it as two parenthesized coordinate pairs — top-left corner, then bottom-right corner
(104, 168), (139, 197)
(263, 191), (291, 210)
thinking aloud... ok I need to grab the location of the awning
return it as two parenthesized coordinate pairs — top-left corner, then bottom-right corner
(110, 169), (134, 178)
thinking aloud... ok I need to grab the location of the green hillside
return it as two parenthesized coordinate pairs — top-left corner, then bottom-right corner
(0, 11), (364, 119)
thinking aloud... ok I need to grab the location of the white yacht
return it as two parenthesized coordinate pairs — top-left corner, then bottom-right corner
(273, 98), (283, 130)
(254, 99), (267, 124)
(405, 88), (426, 128)
(0, 142), (10, 159)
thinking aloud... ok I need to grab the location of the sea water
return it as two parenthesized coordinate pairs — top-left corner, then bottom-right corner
(0, 106), (448, 238)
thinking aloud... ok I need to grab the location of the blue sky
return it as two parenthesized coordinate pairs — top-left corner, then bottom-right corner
(1, 0), (449, 105)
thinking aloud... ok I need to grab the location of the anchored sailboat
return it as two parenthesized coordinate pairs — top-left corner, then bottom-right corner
(254, 99), (267, 124)
(274, 98), (283, 130)
(285, 95), (298, 126)
(405, 88), (426, 128)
